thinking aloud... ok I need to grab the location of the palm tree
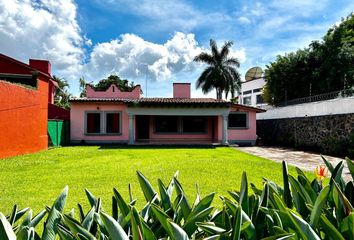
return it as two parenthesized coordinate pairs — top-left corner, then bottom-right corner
(194, 39), (241, 99)
(79, 77), (87, 97)
(52, 75), (72, 109)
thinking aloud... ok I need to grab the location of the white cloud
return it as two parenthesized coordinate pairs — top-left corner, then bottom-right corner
(238, 16), (251, 24)
(236, 2), (267, 19)
(230, 48), (247, 64)
(85, 32), (200, 82)
(249, 2), (268, 17)
(85, 32), (246, 84)
(0, 0), (84, 79)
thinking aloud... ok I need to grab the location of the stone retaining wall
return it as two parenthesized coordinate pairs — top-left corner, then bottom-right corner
(257, 113), (354, 158)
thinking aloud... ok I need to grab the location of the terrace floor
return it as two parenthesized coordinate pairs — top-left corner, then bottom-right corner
(236, 146), (351, 181)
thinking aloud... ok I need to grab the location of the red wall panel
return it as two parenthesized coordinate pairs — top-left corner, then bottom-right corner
(0, 55), (51, 158)
(0, 79), (48, 158)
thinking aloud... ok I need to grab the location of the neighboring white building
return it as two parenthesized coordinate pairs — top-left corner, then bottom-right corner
(239, 77), (267, 108)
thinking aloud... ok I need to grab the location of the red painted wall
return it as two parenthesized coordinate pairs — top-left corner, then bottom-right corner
(0, 80), (48, 158)
(0, 55), (50, 158)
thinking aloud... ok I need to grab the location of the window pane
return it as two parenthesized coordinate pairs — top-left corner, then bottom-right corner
(228, 113), (247, 128)
(256, 94), (265, 104)
(253, 88), (262, 93)
(155, 116), (178, 133)
(87, 113), (100, 133)
(243, 96), (251, 105)
(182, 116), (207, 133)
(106, 113), (120, 133)
(243, 90), (252, 95)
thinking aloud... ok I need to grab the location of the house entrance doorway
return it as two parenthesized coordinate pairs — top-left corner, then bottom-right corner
(136, 115), (150, 140)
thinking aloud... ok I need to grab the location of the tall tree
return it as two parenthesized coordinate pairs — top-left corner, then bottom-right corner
(94, 75), (136, 92)
(52, 75), (71, 109)
(79, 75), (140, 97)
(194, 39), (241, 99)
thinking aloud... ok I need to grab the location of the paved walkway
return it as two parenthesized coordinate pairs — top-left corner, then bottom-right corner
(236, 146), (351, 181)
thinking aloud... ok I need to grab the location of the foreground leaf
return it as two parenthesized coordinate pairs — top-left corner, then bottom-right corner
(62, 214), (96, 240)
(282, 161), (292, 208)
(168, 220), (189, 240)
(0, 213), (16, 240)
(231, 205), (242, 240)
(346, 157), (354, 181)
(137, 171), (159, 203)
(99, 211), (128, 240)
(309, 185), (330, 228)
(261, 233), (295, 240)
(239, 172), (249, 215)
(42, 186), (68, 240)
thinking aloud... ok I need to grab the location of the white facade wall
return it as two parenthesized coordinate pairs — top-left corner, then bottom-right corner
(257, 96), (354, 120)
(239, 78), (267, 108)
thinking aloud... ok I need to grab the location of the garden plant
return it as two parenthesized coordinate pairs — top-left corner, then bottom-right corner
(1, 156), (354, 239)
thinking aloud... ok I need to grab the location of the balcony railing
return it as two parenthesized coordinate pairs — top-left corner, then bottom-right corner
(277, 89), (354, 107)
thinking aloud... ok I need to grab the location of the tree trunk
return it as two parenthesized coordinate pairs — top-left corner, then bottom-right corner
(216, 88), (223, 100)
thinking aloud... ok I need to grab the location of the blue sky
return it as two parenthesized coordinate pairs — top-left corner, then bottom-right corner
(0, 0), (353, 97)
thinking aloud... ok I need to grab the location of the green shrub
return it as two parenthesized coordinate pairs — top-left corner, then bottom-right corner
(1, 157), (354, 239)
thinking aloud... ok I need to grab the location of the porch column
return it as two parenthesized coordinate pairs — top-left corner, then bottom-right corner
(128, 114), (134, 145)
(222, 114), (229, 145)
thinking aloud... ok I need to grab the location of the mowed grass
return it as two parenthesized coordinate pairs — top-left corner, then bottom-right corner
(0, 146), (311, 215)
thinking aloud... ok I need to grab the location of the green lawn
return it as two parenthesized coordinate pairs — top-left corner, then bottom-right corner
(0, 146), (311, 215)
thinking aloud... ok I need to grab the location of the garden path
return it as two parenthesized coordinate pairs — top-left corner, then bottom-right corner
(236, 146), (351, 182)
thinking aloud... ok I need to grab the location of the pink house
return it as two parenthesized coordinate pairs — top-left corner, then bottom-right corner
(70, 83), (265, 145)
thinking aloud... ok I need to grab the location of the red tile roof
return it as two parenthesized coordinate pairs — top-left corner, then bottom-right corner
(69, 97), (133, 103)
(70, 97), (266, 112)
(137, 98), (227, 103)
(230, 103), (266, 113)
(70, 97), (229, 107)
(70, 97), (226, 103)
